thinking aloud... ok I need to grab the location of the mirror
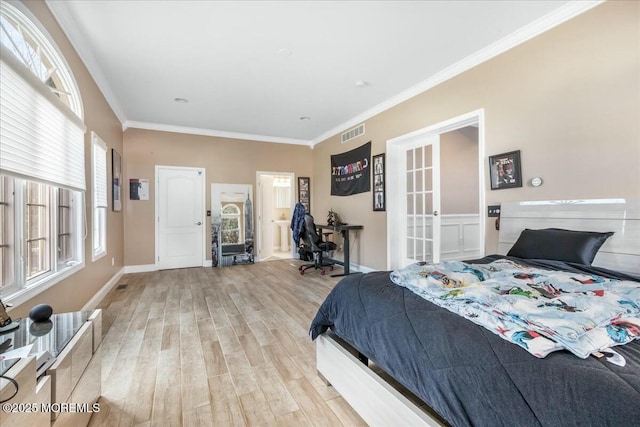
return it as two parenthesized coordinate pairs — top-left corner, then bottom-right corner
(274, 186), (290, 208)
(211, 183), (254, 267)
(273, 176), (291, 208)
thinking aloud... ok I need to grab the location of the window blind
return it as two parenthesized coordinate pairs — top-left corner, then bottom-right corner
(0, 45), (86, 191)
(92, 132), (108, 209)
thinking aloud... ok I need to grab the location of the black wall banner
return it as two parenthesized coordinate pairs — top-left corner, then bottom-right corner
(331, 141), (371, 196)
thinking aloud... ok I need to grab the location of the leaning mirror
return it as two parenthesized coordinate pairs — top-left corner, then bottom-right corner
(211, 183), (254, 267)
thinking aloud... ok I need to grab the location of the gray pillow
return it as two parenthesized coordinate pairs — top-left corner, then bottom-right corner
(507, 228), (614, 265)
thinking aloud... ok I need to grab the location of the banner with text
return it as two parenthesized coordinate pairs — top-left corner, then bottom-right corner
(330, 141), (371, 196)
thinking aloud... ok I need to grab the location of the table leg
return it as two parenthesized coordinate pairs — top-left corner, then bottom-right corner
(330, 229), (361, 277)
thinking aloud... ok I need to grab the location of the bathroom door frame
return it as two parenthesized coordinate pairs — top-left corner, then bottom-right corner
(255, 171), (296, 262)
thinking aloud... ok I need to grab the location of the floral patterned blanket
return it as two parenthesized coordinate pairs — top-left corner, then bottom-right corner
(390, 259), (640, 358)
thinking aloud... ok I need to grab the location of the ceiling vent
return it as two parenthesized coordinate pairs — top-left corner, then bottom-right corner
(341, 123), (365, 143)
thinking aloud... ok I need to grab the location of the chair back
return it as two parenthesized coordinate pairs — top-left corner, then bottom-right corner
(301, 214), (323, 252)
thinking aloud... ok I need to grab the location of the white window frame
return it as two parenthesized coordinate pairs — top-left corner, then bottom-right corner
(0, 177), (84, 306)
(0, 2), (86, 306)
(57, 188), (74, 267)
(0, 177), (15, 292)
(221, 204), (242, 245)
(25, 181), (53, 281)
(92, 132), (108, 261)
(0, 1), (83, 118)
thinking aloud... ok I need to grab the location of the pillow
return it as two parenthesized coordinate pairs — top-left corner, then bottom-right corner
(507, 228), (613, 265)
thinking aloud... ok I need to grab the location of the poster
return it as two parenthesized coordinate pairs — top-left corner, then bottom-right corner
(330, 141), (371, 196)
(130, 178), (149, 200)
(489, 150), (522, 190)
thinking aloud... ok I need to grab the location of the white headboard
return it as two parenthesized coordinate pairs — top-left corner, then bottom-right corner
(498, 199), (640, 275)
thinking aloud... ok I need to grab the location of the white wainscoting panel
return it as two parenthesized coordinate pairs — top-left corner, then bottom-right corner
(440, 214), (482, 261)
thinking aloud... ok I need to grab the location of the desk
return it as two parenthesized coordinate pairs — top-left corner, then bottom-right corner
(316, 223), (363, 276)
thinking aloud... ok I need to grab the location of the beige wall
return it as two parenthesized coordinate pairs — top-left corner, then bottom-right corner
(11, 1), (124, 316)
(312, 1), (640, 271)
(123, 129), (312, 266)
(11, 1), (638, 312)
(440, 127), (479, 215)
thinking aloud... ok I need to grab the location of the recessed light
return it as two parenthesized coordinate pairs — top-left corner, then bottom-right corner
(355, 80), (370, 87)
(299, 116), (311, 121)
(174, 97), (189, 103)
(278, 48), (292, 57)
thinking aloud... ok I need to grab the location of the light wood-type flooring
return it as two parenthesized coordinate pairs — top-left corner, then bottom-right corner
(88, 259), (366, 426)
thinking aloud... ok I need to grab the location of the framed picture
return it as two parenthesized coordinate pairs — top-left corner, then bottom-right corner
(298, 177), (310, 213)
(112, 149), (122, 211)
(489, 150), (522, 190)
(130, 178), (149, 200)
(373, 153), (385, 211)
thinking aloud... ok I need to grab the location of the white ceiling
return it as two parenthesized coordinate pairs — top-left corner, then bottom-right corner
(45, 1), (599, 146)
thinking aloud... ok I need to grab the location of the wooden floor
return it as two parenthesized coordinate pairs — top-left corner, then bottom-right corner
(88, 260), (366, 426)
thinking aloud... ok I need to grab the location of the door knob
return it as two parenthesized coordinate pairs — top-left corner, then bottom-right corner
(196, 221), (202, 225)
(433, 211), (439, 216)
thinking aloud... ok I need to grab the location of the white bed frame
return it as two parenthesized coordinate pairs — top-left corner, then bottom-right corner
(498, 199), (640, 275)
(316, 198), (640, 426)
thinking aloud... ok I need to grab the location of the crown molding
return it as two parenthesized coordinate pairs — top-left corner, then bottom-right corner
(310, 0), (604, 147)
(45, 0), (127, 125)
(124, 121), (313, 147)
(45, 0), (602, 147)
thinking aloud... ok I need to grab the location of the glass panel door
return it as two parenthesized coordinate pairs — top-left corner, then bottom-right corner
(404, 139), (439, 265)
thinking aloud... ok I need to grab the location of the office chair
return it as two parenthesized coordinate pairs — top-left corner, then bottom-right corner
(298, 214), (337, 275)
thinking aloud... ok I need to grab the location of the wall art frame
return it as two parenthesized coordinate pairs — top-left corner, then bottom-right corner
(298, 177), (310, 213)
(373, 153), (385, 211)
(111, 149), (122, 211)
(489, 150), (522, 190)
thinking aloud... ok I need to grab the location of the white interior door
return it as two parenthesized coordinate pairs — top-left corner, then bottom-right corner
(387, 133), (441, 269)
(157, 166), (205, 269)
(388, 111), (486, 270)
(403, 136), (441, 266)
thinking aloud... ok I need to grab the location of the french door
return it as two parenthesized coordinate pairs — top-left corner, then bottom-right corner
(387, 110), (485, 270)
(386, 131), (442, 269)
(401, 135), (441, 266)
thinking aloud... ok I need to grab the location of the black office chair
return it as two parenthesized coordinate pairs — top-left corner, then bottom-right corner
(298, 214), (337, 275)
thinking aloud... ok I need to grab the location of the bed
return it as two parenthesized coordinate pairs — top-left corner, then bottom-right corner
(310, 199), (640, 426)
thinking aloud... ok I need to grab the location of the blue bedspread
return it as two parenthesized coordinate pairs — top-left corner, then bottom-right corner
(390, 259), (640, 358)
(310, 256), (640, 426)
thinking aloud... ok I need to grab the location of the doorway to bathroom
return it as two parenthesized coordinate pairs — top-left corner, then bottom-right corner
(255, 171), (296, 262)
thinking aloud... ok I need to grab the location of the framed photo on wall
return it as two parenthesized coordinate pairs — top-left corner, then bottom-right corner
(298, 177), (310, 213)
(489, 150), (522, 190)
(112, 149), (122, 211)
(373, 153), (385, 211)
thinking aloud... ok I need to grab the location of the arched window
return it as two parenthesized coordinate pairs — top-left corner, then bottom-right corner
(0, 2), (83, 117)
(221, 204), (242, 245)
(0, 2), (85, 305)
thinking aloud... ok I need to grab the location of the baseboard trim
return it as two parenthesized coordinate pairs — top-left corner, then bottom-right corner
(123, 264), (157, 274)
(82, 267), (124, 311)
(123, 262), (214, 272)
(349, 262), (376, 274)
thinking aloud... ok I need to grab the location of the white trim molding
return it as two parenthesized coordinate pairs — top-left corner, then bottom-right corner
(124, 121), (313, 147)
(44, 0), (126, 124)
(312, 1), (603, 147)
(46, 0), (602, 147)
(123, 264), (157, 274)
